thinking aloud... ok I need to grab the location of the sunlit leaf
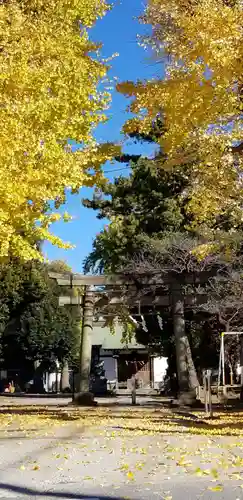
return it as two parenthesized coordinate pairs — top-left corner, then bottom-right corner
(32, 465), (40, 471)
(127, 471), (135, 481)
(208, 485), (223, 492)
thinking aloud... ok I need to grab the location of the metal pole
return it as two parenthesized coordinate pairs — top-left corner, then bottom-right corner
(207, 369), (213, 418)
(218, 336), (222, 393)
(221, 333), (227, 397)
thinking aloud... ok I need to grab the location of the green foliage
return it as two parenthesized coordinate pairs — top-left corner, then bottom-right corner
(0, 259), (80, 371)
(83, 127), (192, 273)
(0, 259), (48, 337)
(82, 124), (225, 383)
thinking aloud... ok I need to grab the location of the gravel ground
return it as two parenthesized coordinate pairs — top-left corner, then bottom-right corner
(0, 398), (243, 499)
(0, 396), (168, 407)
(0, 423), (243, 499)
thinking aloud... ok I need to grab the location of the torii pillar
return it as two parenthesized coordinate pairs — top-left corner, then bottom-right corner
(75, 285), (97, 405)
(49, 273), (96, 406)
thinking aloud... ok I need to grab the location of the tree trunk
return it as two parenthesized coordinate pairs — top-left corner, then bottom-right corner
(172, 284), (196, 405)
(60, 361), (70, 392)
(184, 336), (199, 389)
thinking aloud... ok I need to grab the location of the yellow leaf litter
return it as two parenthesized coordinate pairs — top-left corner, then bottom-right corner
(1, 405), (243, 438)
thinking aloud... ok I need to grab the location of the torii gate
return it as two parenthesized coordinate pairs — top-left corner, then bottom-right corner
(48, 272), (128, 404)
(49, 271), (210, 404)
(49, 271), (170, 403)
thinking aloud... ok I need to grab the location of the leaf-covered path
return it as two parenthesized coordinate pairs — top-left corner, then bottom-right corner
(1, 400), (243, 499)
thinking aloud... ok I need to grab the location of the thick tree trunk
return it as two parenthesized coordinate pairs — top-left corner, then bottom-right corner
(184, 336), (199, 389)
(172, 284), (197, 405)
(172, 292), (188, 392)
(60, 361), (70, 392)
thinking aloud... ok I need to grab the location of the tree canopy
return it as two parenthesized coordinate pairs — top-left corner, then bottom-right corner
(0, 259), (80, 378)
(0, 0), (117, 261)
(83, 123), (243, 398)
(83, 125), (193, 273)
(118, 0), (243, 232)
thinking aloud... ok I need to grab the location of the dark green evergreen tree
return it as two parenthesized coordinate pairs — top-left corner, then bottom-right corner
(0, 259), (80, 390)
(83, 119), (193, 273)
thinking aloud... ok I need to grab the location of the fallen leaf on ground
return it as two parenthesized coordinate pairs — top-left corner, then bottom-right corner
(127, 471), (135, 480)
(208, 485), (223, 492)
(119, 464), (129, 471)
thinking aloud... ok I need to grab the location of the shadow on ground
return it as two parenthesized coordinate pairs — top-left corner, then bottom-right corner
(0, 483), (125, 500)
(2, 402), (243, 436)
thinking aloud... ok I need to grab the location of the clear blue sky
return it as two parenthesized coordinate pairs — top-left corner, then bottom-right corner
(43, 0), (161, 272)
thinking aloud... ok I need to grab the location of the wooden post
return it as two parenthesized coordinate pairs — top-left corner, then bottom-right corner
(240, 336), (243, 401)
(131, 375), (136, 405)
(114, 356), (118, 393)
(203, 370), (208, 414)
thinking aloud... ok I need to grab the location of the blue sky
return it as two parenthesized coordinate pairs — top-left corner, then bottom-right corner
(43, 0), (161, 272)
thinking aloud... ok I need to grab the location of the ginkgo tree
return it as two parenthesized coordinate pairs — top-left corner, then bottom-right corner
(0, 0), (117, 260)
(118, 0), (243, 231)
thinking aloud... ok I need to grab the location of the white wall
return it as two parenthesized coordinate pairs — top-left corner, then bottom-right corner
(44, 372), (61, 392)
(153, 357), (168, 389)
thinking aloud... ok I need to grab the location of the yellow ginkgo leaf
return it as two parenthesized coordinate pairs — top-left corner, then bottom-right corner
(19, 465), (25, 471)
(203, 469), (211, 476)
(120, 464), (129, 471)
(194, 468), (203, 477)
(208, 485), (223, 492)
(32, 465), (40, 471)
(211, 469), (219, 479)
(127, 471), (135, 481)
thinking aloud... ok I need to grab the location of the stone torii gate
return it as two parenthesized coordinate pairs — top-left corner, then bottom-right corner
(48, 272), (126, 405)
(49, 271), (209, 405)
(49, 272), (169, 404)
